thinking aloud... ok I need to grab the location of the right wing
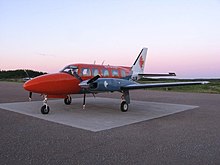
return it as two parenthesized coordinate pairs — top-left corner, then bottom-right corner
(121, 81), (209, 90)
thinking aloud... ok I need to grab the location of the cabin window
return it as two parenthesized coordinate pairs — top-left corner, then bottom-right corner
(81, 68), (91, 76)
(92, 68), (99, 76)
(112, 70), (119, 77)
(121, 70), (126, 77)
(102, 69), (109, 77)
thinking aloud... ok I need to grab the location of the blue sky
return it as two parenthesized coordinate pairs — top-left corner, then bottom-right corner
(1, 0), (220, 78)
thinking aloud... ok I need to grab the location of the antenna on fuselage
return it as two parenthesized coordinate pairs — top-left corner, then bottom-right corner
(102, 60), (105, 65)
(94, 60), (96, 65)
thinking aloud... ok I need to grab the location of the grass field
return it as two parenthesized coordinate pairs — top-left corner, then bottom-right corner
(138, 79), (220, 94)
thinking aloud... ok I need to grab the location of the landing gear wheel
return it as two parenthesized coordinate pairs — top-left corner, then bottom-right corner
(64, 96), (72, 105)
(41, 105), (50, 114)
(121, 101), (128, 112)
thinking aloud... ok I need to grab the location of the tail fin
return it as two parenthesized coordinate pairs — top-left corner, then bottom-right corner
(131, 48), (148, 80)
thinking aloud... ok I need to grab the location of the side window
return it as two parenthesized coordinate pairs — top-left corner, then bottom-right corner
(102, 69), (109, 77)
(121, 70), (126, 77)
(112, 70), (119, 77)
(81, 68), (91, 76)
(92, 68), (99, 76)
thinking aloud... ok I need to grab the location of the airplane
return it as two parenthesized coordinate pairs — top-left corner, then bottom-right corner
(23, 48), (208, 114)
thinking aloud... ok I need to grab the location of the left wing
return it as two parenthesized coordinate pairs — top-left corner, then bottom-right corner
(121, 81), (209, 90)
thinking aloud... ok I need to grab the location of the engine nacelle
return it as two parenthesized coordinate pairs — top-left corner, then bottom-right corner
(89, 78), (134, 92)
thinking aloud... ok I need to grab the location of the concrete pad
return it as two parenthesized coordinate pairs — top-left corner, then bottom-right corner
(0, 97), (198, 132)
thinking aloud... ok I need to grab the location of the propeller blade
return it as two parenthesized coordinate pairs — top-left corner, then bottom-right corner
(79, 75), (100, 109)
(72, 71), (83, 82)
(29, 92), (32, 101)
(79, 75), (100, 89)
(24, 69), (30, 78)
(23, 70), (32, 82)
(83, 92), (86, 109)
(87, 74), (100, 84)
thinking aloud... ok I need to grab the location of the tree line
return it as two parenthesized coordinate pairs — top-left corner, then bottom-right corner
(0, 69), (47, 79)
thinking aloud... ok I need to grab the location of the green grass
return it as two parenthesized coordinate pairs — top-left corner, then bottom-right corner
(138, 79), (220, 94)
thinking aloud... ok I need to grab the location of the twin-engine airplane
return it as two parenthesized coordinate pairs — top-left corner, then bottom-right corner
(23, 48), (208, 114)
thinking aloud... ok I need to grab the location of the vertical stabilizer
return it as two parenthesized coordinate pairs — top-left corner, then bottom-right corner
(131, 48), (148, 80)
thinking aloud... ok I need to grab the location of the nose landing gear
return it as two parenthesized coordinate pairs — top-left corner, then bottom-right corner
(41, 95), (50, 114)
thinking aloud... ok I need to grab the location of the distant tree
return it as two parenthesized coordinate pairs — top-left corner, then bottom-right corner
(0, 69), (47, 79)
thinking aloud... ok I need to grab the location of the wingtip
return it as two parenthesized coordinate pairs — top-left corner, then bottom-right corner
(202, 81), (209, 85)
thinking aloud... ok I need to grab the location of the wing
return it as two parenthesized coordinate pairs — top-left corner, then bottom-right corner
(121, 81), (209, 90)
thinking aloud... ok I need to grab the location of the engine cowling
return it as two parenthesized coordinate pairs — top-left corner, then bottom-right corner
(88, 78), (135, 92)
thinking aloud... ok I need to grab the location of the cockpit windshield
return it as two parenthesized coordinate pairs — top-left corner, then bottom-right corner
(60, 65), (78, 75)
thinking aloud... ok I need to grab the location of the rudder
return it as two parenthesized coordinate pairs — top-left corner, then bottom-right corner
(131, 48), (148, 80)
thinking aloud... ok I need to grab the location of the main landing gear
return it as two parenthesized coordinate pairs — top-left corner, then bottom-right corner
(39, 91), (130, 114)
(120, 90), (130, 112)
(64, 95), (72, 105)
(121, 101), (128, 112)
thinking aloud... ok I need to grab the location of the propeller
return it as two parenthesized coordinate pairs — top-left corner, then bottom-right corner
(83, 92), (86, 109)
(87, 74), (100, 84)
(29, 92), (32, 101)
(24, 70), (33, 101)
(72, 71), (83, 82)
(78, 74), (100, 109)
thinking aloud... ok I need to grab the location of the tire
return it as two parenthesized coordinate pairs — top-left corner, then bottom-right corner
(64, 96), (72, 105)
(41, 105), (50, 114)
(120, 101), (128, 112)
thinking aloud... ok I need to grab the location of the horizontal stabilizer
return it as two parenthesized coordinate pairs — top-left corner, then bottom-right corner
(138, 72), (176, 77)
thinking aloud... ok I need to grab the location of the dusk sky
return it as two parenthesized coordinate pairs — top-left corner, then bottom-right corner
(1, 0), (220, 78)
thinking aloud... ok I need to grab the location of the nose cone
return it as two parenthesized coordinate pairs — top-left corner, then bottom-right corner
(23, 73), (81, 95)
(23, 80), (33, 91)
(23, 77), (41, 93)
(23, 74), (53, 93)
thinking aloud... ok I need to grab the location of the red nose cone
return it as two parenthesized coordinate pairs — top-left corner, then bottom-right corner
(23, 73), (81, 95)
(23, 76), (44, 93)
(23, 80), (33, 92)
